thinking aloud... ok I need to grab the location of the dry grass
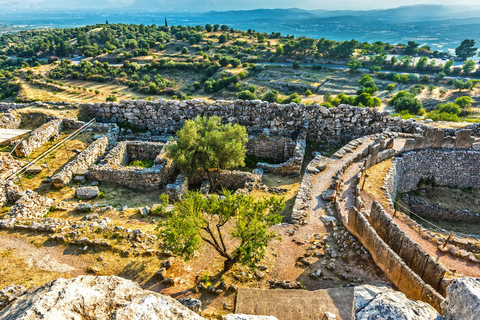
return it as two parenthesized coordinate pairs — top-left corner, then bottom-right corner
(0, 248), (74, 289)
(363, 158), (393, 209)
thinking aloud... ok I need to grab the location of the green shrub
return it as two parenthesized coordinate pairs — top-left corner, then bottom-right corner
(237, 90), (257, 100)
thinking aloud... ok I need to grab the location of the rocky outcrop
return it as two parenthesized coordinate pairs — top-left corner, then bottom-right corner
(354, 285), (443, 320)
(0, 275), (204, 320)
(5, 190), (54, 220)
(442, 278), (480, 320)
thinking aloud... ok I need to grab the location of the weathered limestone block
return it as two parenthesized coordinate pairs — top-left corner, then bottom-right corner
(442, 277), (480, 320)
(354, 285), (442, 320)
(413, 136), (425, 150)
(165, 174), (188, 201)
(425, 128), (444, 148)
(455, 129), (474, 149)
(76, 186), (100, 200)
(403, 138), (415, 151)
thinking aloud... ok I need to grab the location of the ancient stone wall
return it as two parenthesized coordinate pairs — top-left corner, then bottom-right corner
(51, 137), (109, 188)
(402, 194), (480, 223)
(344, 204), (445, 312)
(15, 119), (62, 157)
(369, 201), (447, 292)
(247, 130), (295, 163)
(88, 141), (175, 191)
(256, 123), (307, 176)
(84, 100), (415, 144)
(395, 149), (480, 193)
(0, 111), (20, 129)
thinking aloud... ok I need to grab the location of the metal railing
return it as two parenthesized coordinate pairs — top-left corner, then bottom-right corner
(6, 118), (96, 188)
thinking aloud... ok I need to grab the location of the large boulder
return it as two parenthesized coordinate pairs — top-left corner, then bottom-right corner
(75, 186), (100, 200)
(354, 285), (443, 320)
(442, 278), (480, 320)
(0, 275), (204, 320)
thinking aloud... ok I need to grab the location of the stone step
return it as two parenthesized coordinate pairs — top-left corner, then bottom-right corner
(235, 287), (354, 320)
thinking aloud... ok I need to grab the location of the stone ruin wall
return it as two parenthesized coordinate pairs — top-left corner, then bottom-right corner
(85, 100), (416, 144)
(246, 131), (296, 163)
(15, 119), (62, 157)
(51, 136), (109, 188)
(0, 111), (20, 129)
(345, 204), (445, 312)
(402, 194), (480, 223)
(88, 141), (175, 191)
(395, 149), (480, 194)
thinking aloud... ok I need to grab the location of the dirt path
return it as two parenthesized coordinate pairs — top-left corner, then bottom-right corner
(271, 138), (374, 281)
(0, 234), (86, 274)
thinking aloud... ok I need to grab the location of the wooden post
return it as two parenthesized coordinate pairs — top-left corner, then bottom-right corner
(393, 202), (398, 217)
(442, 232), (454, 249)
(361, 174), (369, 190)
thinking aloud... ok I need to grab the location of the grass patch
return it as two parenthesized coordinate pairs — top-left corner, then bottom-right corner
(127, 159), (154, 168)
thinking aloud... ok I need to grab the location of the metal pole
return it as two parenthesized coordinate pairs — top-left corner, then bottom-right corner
(25, 149), (30, 163)
(44, 156), (51, 175)
(17, 175), (25, 191)
(63, 140), (70, 159)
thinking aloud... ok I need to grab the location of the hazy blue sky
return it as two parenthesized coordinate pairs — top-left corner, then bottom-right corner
(2, 0), (480, 10)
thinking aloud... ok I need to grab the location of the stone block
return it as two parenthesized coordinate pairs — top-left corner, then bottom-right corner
(455, 129), (473, 149)
(420, 285), (444, 313)
(387, 224), (405, 254)
(409, 245), (429, 277)
(422, 257), (446, 291)
(413, 136), (425, 150)
(75, 186), (99, 200)
(403, 139), (415, 151)
(424, 128), (444, 148)
(397, 263), (423, 301)
(385, 248), (403, 288)
(398, 235), (417, 268)
(372, 235), (389, 271)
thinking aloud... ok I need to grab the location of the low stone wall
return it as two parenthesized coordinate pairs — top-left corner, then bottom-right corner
(51, 137), (109, 188)
(344, 204), (444, 312)
(369, 201), (447, 293)
(88, 141), (175, 191)
(0, 111), (20, 129)
(84, 100), (416, 144)
(257, 122), (307, 176)
(402, 194), (480, 223)
(15, 119), (62, 157)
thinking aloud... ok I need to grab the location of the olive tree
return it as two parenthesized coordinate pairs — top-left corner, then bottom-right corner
(157, 190), (285, 271)
(165, 116), (248, 192)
